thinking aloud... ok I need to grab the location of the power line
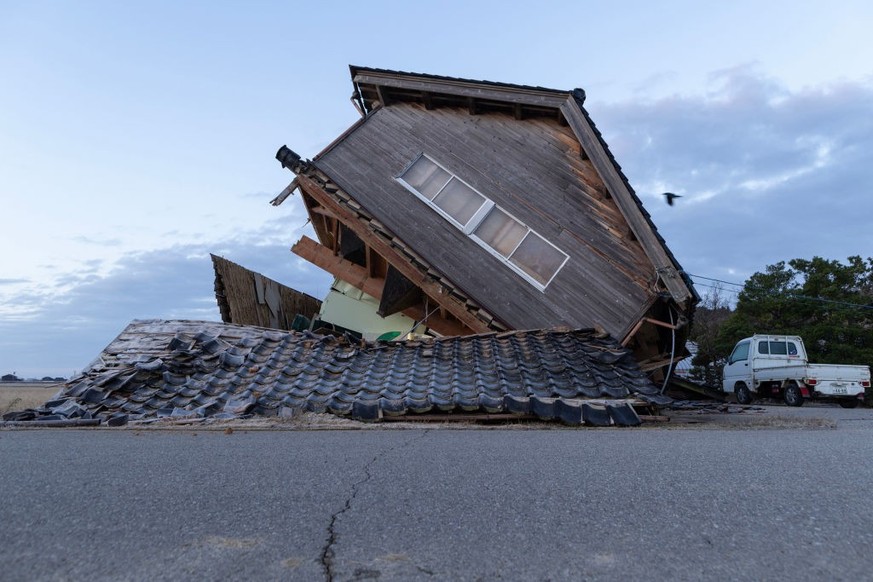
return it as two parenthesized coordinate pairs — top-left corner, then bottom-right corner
(684, 272), (745, 289)
(691, 281), (740, 295)
(786, 293), (873, 311)
(685, 272), (873, 311)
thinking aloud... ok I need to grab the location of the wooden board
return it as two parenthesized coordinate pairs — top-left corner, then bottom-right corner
(314, 103), (655, 336)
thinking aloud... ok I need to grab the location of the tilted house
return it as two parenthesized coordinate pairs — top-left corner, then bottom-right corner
(273, 66), (698, 376)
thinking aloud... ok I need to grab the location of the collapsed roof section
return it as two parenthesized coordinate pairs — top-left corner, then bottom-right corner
(29, 319), (664, 426)
(274, 66), (698, 375)
(211, 254), (321, 330)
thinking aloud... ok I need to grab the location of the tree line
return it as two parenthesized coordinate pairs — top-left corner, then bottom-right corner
(688, 256), (873, 392)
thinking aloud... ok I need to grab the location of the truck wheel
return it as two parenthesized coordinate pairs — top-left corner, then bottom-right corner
(839, 399), (860, 409)
(735, 383), (753, 405)
(783, 382), (804, 407)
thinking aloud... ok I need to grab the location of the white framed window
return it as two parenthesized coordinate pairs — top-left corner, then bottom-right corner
(397, 154), (568, 290)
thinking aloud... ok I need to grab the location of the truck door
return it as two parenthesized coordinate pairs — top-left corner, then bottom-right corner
(723, 340), (752, 392)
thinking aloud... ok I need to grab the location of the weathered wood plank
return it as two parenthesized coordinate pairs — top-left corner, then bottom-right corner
(561, 99), (694, 305)
(315, 103), (655, 334)
(270, 178), (298, 206)
(212, 254), (321, 330)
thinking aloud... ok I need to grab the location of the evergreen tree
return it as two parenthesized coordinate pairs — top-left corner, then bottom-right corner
(714, 256), (873, 398)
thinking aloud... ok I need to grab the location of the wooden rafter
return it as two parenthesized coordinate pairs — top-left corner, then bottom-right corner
(375, 85), (390, 107)
(365, 246), (375, 278)
(310, 206), (341, 221)
(270, 178), (298, 206)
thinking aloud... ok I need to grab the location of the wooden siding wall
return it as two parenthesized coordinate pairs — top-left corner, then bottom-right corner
(314, 103), (654, 336)
(212, 254), (322, 330)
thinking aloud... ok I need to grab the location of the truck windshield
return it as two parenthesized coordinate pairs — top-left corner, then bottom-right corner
(730, 341), (750, 363)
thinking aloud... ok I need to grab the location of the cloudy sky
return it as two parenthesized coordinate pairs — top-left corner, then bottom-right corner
(2, 1), (872, 378)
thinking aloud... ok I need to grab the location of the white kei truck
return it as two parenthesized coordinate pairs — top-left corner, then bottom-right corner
(722, 334), (870, 408)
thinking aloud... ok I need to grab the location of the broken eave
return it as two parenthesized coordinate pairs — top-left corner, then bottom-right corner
(350, 65), (571, 122)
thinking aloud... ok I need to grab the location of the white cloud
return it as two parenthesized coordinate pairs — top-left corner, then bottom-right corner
(591, 66), (873, 290)
(0, 223), (332, 378)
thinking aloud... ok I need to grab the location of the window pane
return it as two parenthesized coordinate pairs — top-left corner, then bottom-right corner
(402, 157), (450, 200)
(432, 178), (486, 226)
(474, 207), (527, 257)
(769, 341), (788, 355)
(758, 341), (769, 354)
(788, 342), (798, 356)
(509, 232), (566, 286)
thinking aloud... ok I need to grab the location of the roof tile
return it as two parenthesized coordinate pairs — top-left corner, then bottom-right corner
(29, 320), (665, 427)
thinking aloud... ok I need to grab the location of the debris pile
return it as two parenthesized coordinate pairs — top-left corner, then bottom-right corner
(8, 319), (668, 427)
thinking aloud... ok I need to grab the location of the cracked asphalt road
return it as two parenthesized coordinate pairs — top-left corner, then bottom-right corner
(2, 411), (873, 581)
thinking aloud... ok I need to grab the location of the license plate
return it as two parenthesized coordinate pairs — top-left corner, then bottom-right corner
(833, 386), (848, 395)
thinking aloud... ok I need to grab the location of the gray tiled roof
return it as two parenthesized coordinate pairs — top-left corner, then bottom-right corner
(29, 320), (665, 426)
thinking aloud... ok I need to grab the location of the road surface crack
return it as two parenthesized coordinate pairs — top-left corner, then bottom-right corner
(319, 429), (430, 581)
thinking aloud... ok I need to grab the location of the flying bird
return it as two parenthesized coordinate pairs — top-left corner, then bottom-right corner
(662, 192), (682, 206)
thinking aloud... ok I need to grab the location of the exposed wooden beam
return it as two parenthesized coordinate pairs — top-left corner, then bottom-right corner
(310, 206), (341, 221)
(292, 236), (471, 337)
(365, 246), (375, 278)
(514, 103), (523, 120)
(468, 97), (478, 115)
(375, 85), (390, 107)
(270, 178), (298, 206)
(294, 235), (374, 294)
(643, 316), (680, 331)
(621, 317), (646, 347)
(320, 214), (331, 245)
(296, 175), (492, 333)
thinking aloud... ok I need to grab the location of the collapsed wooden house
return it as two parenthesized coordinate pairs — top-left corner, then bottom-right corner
(273, 66), (698, 378)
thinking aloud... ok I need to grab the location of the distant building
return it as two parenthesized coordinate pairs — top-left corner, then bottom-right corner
(672, 341), (698, 379)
